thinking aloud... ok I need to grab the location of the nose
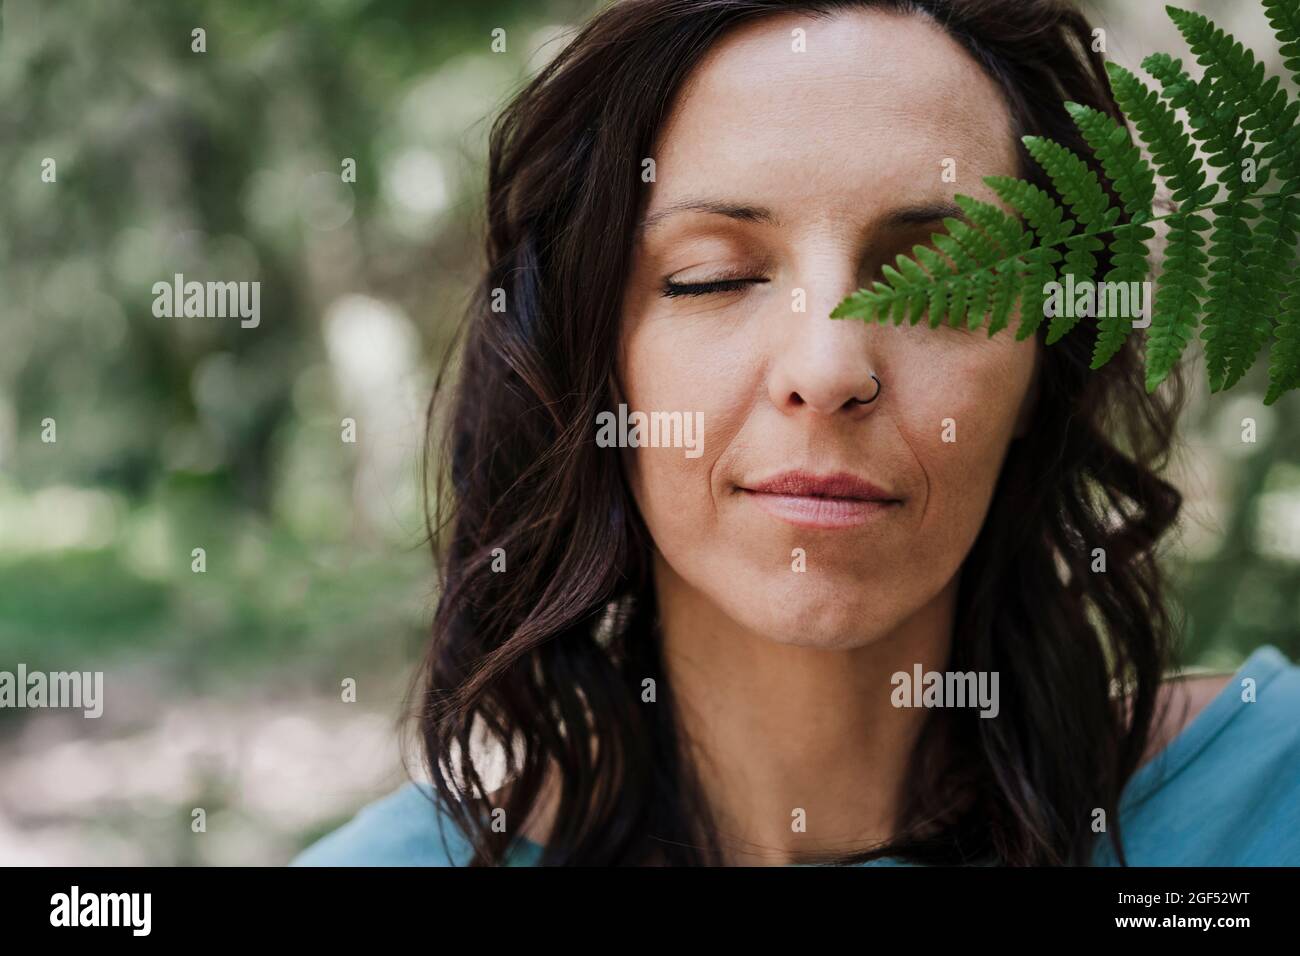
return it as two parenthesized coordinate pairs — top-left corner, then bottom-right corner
(767, 267), (883, 417)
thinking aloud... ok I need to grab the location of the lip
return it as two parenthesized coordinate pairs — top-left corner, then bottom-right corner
(739, 470), (903, 530)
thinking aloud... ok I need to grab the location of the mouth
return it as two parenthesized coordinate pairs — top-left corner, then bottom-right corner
(738, 470), (903, 530)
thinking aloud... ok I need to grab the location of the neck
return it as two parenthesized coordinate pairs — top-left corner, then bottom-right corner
(655, 555), (958, 866)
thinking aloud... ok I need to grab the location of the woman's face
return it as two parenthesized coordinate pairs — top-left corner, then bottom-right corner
(618, 9), (1039, 650)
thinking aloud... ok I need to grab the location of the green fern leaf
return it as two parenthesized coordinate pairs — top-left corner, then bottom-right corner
(987, 177), (1072, 340)
(1064, 102), (1157, 220)
(1266, 222), (1300, 402)
(1167, 6), (1300, 176)
(1143, 52), (1270, 391)
(949, 196), (1036, 334)
(1064, 103), (1158, 367)
(1262, 190), (1300, 402)
(831, 0), (1300, 402)
(1163, 7), (1300, 392)
(1264, 0), (1300, 90)
(1023, 136), (1121, 343)
(1106, 61), (1214, 391)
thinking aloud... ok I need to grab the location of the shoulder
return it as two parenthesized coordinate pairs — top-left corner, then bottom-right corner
(290, 781), (474, 867)
(1143, 671), (1233, 763)
(1101, 645), (1300, 866)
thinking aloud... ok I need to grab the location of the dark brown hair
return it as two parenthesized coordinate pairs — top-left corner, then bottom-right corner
(415, 0), (1188, 866)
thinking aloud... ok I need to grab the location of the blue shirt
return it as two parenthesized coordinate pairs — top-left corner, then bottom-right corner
(292, 644), (1300, 866)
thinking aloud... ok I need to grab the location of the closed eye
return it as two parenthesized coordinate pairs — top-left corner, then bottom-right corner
(661, 276), (770, 298)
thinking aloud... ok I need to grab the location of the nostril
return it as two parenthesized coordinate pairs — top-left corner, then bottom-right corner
(846, 373), (882, 406)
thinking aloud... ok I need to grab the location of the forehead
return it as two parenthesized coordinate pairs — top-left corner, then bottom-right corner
(649, 9), (1018, 220)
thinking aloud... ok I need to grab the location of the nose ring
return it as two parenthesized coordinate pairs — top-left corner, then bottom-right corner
(849, 373), (882, 405)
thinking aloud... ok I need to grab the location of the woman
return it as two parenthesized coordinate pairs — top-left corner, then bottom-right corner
(295, 0), (1300, 866)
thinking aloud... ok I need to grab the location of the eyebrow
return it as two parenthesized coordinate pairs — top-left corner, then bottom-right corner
(883, 200), (967, 227)
(638, 199), (778, 234)
(636, 198), (968, 236)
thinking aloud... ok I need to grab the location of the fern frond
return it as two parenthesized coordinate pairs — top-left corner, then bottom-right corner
(934, 219), (1001, 329)
(832, 1), (1300, 402)
(831, 202), (1029, 333)
(982, 178), (1076, 343)
(1106, 61), (1214, 392)
(1064, 102), (1157, 220)
(1144, 51), (1271, 391)
(1163, 6), (1300, 392)
(832, 240), (963, 330)
(1202, 200), (1264, 390)
(1266, 206), (1300, 402)
(1167, 6), (1300, 177)
(986, 176), (1075, 245)
(951, 195), (1035, 335)
(987, 176), (1072, 340)
(1023, 135), (1121, 343)
(1142, 53), (1261, 191)
(1264, 0), (1300, 91)
(1198, 1), (1300, 400)
(1064, 103), (1158, 366)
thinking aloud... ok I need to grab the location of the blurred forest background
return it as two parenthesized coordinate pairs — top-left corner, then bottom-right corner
(1, 0), (1297, 865)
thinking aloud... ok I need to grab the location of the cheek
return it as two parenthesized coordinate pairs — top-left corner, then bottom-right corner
(617, 316), (752, 545)
(893, 335), (1037, 551)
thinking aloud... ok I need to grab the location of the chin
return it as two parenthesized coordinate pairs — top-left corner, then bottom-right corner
(727, 576), (895, 650)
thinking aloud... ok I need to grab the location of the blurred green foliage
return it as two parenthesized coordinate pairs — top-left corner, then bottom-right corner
(0, 0), (595, 675)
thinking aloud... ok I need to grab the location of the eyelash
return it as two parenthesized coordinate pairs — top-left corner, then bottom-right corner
(661, 275), (770, 298)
